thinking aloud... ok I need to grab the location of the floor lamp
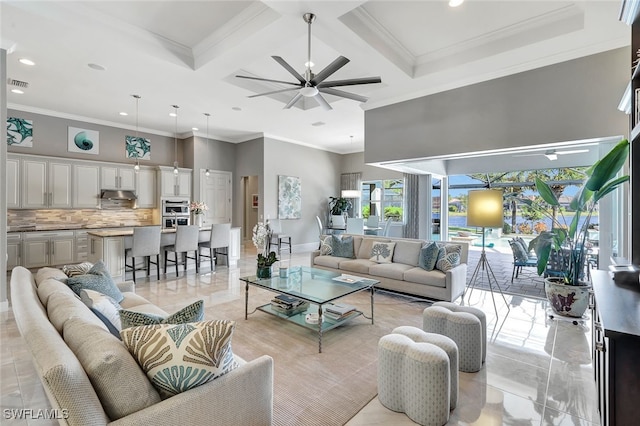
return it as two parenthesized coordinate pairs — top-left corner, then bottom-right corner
(466, 189), (510, 318)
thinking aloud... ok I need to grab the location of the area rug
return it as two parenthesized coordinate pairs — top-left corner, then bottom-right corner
(205, 289), (431, 426)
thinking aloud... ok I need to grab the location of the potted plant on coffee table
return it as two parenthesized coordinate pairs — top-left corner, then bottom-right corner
(252, 222), (278, 278)
(518, 139), (629, 318)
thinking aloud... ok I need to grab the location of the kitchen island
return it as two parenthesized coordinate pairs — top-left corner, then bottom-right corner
(87, 226), (241, 281)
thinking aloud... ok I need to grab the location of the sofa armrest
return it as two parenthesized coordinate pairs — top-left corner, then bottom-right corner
(109, 355), (274, 426)
(446, 263), (468, 302)
(117, 281), (135, 293)
(310, 250), (321, 265)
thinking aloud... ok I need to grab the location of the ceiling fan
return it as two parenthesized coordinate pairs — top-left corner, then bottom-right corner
(236, 13), (381, 111)
(514, 148), (589, 161)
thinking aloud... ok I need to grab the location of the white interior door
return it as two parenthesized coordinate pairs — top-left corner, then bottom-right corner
(201, 170), (232, 224)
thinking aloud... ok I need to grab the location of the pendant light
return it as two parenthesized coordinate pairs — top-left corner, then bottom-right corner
(132, 94), (141, 172)
(204, 112), (211, 178)
(172, 105), (179, 174)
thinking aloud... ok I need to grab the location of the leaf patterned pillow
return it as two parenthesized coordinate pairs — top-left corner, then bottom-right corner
(435, 247), (461, 272)
(119, 300), (204, 329)
(319, 235), (333, 255)
(369, 242), (396, 263)
(120, 320), (239, 399)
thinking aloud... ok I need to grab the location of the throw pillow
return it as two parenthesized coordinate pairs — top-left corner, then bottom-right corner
(435, 247), (461, 272)
(436, 242), (463, 257)
(120, 320), (239, 399)
(62, 262), (94, 277)
(66, 261), (124, 303)
(80, 289), (122, 333)
(370, 242), (396, 263)
(510, 239), (530, 263)
(331, 235), (355, 258)
(119, 299), (205, 329)
(419, 242), (440, 271)
(319, 235), (333, 255)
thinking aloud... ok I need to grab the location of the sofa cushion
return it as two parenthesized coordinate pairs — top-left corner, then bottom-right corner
(80, 289), (122, 332)
(62, 262), (94, 277)
(46, 290), (106, 333)
(404, 267), (447, 288)
(37, 277), (78, 308)
(120, 299), (204, 329)
(120, 320), (239, 399)
(35, 267), (68, 286)
(370, 242), (396, 264)
(339, 259), (376, 275)
(369, 263), (414, 281)
(319, 235), (333, 255)
(419, 242), (440, 271)
(66, 261), (124, 303)
(63, 316), (161, 419)
(313, 255), (346, 269)
(393, 240), (423, 266)
(331, 235), (355, 258)
(356, 237), (389, 259)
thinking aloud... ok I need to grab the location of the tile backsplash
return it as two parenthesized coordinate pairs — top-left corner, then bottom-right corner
(8, 208), (157, 229)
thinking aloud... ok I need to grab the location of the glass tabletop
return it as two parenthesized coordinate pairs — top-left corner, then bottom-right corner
(240, 266), (377, 305)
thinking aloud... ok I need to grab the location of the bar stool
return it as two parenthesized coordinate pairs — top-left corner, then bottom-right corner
(199, 223), (231, 271)
(164, 225), (200, 276)
(268, 219), (291, 254)
(124, 226), (161, 283)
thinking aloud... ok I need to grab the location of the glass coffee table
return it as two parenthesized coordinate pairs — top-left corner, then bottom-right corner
(241, 266), (377, 353)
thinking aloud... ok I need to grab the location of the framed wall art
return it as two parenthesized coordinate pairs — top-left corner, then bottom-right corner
(125, 135), (151, 160)
(68, 127), (99, 154)
(278, 175), (301, 219)
(252, 194), (259, 208)
(7, 117), (33, 147)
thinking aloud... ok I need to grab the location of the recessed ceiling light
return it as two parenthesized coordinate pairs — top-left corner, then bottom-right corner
(169, 112), (177, 117)
(311, 121), (325, 127)
(119, 112), (128, 116)
(449, 0), (464, 7)
(11, 89), (24, 94)
(88, 63), (106, 71)
(192, 127), (199, 131)
(19, 58), (35, 66)
(232, 106), (242, 111)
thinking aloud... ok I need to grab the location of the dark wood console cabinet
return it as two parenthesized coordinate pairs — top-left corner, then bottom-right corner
(591, 270), (640, 426)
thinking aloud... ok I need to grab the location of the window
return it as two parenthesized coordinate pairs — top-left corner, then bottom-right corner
(361, 179), (404, 222)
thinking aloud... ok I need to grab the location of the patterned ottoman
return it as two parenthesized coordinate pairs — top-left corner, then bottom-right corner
(423, 302), (486, 373)
(377, 327), (458, 426)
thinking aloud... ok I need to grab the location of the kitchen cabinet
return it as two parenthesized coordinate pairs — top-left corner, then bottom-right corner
(21, 158), (72, 209)
(136, 167), (156, 208)
(7, 156), (20, 208)
(88, 234), (125, 281)
(75, 230), (89, 262)
(158, 167), (191, 198)
(22, 231), (75, 268)
(101, 165), (136, 191)
(7, 233), (22, 270)
(73, 163), (101, 208)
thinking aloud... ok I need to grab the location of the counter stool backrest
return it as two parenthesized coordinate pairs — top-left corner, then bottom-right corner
(175, 225), (200, 252)
(209, 223), (231, 248)
(132, 226), (161, 257)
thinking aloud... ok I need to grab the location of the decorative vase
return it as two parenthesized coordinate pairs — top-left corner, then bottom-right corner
(195, 214), (203, 227)
(256, 265), (272, 279)
(544, 277), (592, 318)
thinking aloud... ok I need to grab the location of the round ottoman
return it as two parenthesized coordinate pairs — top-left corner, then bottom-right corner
(423, 302), (486, 373)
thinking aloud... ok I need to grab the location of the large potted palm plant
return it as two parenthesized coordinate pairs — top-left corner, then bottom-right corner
(519, 139), (629, 317)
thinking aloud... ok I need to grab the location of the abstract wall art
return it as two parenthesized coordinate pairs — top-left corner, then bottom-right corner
(278, 175), (301, 219)
(7, 117), (33, 147)
(125, 135), (151, 160)
(68, 127), (99, 154)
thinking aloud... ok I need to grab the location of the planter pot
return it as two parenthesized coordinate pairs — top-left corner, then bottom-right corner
(256, 266), (273, 279)
(544, 277), (592, 318)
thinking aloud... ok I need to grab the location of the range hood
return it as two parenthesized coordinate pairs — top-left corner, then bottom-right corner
(100, 189), (137, 200)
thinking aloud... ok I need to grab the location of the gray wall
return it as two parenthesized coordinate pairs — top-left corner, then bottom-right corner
(235, 137), (264, 234)
(342, 152), (403, 181)
(365, 48), (630, 164)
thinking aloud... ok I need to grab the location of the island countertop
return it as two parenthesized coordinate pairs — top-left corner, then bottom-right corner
(87, 226), (211, 238)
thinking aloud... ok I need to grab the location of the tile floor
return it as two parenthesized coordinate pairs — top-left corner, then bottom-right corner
(1, 244), (599, 425)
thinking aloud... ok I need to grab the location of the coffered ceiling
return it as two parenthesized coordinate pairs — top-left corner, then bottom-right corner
(1, 1), (629, 155)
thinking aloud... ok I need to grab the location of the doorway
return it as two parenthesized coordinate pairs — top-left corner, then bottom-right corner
(242, 175), (259, 241)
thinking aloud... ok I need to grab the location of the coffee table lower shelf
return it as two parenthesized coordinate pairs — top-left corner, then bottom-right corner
(257, 303), (363, 332)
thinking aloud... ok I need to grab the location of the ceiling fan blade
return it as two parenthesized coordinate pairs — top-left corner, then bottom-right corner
(236, 75), (301, 86)
(314, 93), (333, 111)
(272, 56), (306, 84)
(319, 87), (368, 103)
(284, 92), (303, 109)
(317, 77), (382, 88)
(310, 56), (350, 85)
(248, 87), (302, 98)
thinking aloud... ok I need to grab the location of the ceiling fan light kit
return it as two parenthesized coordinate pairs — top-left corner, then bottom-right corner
(236, 12), (381, 111)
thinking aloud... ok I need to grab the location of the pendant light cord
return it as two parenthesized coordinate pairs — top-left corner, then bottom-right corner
(172, 105), (179, 173)
(204, 113), (211, 176)
(133, 94), (141, 171)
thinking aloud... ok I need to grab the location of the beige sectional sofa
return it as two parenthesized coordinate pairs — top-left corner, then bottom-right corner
(9, 266), (274, 426)
(311, 235), (469, 302)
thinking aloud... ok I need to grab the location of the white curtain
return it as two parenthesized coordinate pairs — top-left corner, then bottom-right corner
(403, 173), (419, 238)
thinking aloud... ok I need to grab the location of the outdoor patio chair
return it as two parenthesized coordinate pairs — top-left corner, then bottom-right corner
(509, 238), (537, 282)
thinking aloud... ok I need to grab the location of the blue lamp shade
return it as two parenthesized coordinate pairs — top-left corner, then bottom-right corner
(467, 189), (503, 228)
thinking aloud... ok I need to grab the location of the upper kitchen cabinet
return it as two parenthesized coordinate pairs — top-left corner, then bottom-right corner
(136, 167), (157, 208)
(73, 163), (101, 208)
(158, 166), (191, 198)
(7, 155), (20, 208)
(21, 157), (72, 209)
(101, 165), (136, 191)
